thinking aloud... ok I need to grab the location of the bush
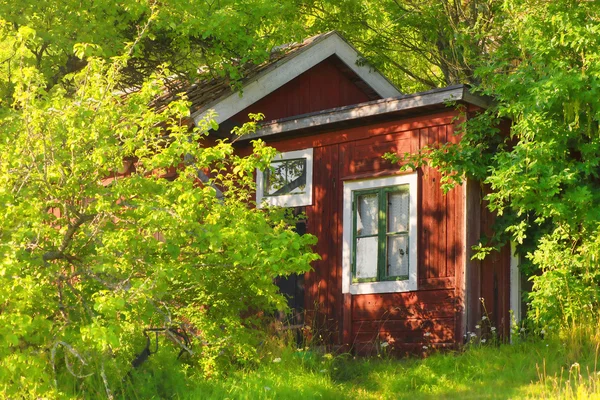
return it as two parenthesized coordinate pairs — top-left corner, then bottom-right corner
(528, 229), (600, 328)
(0, 56), (318, 397)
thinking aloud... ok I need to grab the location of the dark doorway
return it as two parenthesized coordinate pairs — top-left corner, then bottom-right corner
(275, 214), (306, 328)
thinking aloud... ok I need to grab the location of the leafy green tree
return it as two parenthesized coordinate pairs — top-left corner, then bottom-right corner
(476, 0), (600, 326)
(0, 7), (316, 398)
(385, 0), (600, 327)
(299, 0), (503, 92)
(0, 0), (304, 103)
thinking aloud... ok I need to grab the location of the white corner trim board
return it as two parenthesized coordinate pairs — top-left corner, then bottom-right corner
(256, 148), (313, 208)
(510, 242), (521, 323)
(342, 173), (418, 294)
(192, 32), (401, 126)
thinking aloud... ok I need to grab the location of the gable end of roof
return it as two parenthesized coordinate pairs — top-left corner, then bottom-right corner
(191, 31), (401, 126)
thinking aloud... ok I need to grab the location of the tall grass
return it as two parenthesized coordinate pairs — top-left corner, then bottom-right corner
(536, 322), (600, 399)
(44, 321), (600, 399)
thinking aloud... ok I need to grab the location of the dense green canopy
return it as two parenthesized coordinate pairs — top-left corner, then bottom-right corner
(0, 0), (306, 102)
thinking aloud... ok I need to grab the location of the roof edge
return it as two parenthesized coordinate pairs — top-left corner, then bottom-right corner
(238, 85), (490, 141)
(191, 31), (401, 126)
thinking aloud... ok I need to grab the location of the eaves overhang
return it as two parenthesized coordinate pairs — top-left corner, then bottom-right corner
(237, 85), (491, 141)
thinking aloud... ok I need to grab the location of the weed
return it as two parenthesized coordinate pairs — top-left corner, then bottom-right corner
(11, 318), (600, 399)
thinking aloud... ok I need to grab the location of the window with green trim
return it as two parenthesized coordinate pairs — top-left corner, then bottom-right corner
(352, 185), (410, 283)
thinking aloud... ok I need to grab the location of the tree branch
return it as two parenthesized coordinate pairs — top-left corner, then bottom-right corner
(43, 213), (95, 263)
(378, 52), (439, 88)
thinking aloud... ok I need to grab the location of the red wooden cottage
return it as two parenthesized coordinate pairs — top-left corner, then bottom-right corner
(179, 31), (521, 354)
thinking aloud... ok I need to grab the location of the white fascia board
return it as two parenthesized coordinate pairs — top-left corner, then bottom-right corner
(192, 32), (401, 126)
(332, 34), (401, 99)
(247, 87), (465, 140)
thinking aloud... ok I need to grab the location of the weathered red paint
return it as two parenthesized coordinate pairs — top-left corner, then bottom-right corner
(244, 111), (462, 353)
(227, 62), (510, 353)
(231, 56), (373, 125)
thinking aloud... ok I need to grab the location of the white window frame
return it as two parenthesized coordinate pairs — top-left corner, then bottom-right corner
(342, 173), (418, 294)
(256, 148), (313, 208)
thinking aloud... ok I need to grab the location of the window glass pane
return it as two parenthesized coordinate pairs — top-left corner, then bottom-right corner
(265, 159), (306, 196)
(387, 234), (409, 278)
(388, 189), (409, 233)
(356, 236), (378, 280)
(356, 193), (379, 236)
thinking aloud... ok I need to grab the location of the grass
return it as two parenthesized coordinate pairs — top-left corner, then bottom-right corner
(177, 344), (570, 399)
(118, 323), (600, 400)
(56, 323), (600, 399)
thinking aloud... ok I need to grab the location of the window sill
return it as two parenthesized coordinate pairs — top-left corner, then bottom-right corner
(349, 280), (417, 295)
(258, 193), (312, 208)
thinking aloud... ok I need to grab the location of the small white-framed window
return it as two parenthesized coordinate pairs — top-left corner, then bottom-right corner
(342, 173), (418, 294)
(256, 148), (313, 208)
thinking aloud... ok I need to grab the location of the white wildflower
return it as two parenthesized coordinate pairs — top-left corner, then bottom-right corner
(272, 358), (281, 363)
(520, 327), (526, 332)
(470, 332), (477, 338)
(481, 316), (487, 321)
(422, 345), (428, 350)
(475, 325), (481, 329)
(423, 332), (432, 337)
(380, 342), (389, 348)
(540, 329), (546, 335)
(490, 327), (496, 332)
(481, 339), (487, 344)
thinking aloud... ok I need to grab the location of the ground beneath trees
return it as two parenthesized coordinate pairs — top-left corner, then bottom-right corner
(127, 331), (600, 399)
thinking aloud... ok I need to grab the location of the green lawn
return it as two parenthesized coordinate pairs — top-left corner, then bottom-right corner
(121, 329), (600, 400)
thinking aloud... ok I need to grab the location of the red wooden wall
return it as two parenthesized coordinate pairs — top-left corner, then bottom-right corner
(230, 56), (374, 125)
(479, 194), (511, 337)
(263, 111), (472, 354)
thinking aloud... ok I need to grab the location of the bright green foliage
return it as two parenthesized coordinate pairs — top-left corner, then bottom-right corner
(0, 22), (317, 398)
(299, 0), (503, 93)
(472, 0), (600, 326)
(385, 1), (600, 326)
(0, 0), (304, 103)
(528, 232), (600, 327)
(3, 0), (600, 395)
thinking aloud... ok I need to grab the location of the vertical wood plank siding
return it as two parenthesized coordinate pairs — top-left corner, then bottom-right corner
(251, 97), (510, 354)
(230, 57), (372, 125)
(304, 144), (341, 342)
(479, 192), (511, 337)
(266, 111), (468, 354)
